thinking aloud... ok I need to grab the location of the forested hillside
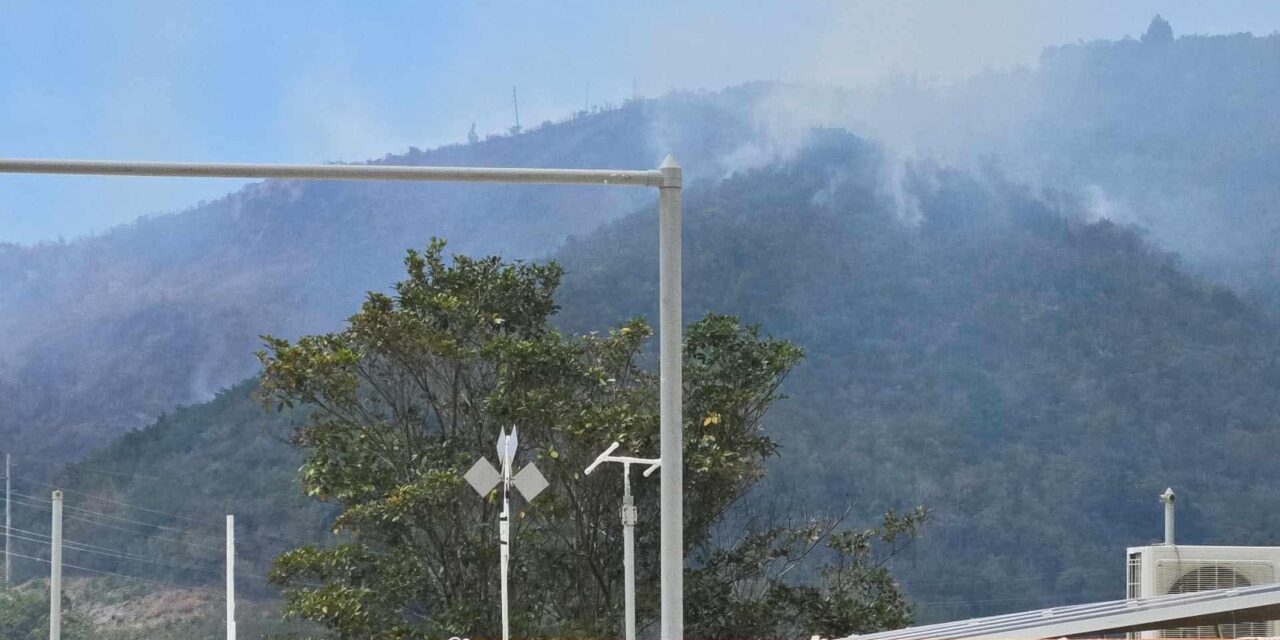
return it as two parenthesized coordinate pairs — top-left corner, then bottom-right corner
(0, 82), (824, 463)
(0, 100), (662, 461)
(845, 19), (1280, 304)
(6, 21), (1280, 465)
(47, 130), (1280, 623)
(556, 131), (1280, 619)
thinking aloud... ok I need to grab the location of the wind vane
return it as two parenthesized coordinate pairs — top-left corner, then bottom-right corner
(464, 427), (547, 640)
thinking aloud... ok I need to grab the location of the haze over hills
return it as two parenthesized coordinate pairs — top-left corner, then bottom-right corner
(0, 101), (661, 460)
(51, 129), (1280, 624)
(4, 18), (1280, 627)
(5, 20), (1280, 462)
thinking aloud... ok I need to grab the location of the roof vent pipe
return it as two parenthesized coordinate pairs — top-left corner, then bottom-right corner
(1160, 487), (1176, 545)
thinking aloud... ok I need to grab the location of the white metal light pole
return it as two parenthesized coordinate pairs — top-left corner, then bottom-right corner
(465, 428), (549, 640)
(0, 155), (685, 639)
(585, 442), (661, 640)
(226, 514), (236, 640)
(50, 490), (62, 640)
(657, 155), (684, 640)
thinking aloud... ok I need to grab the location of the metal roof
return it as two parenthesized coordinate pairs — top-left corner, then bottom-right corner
(843, 583), (1280, 640)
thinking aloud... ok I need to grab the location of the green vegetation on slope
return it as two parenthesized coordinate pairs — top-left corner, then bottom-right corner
(61, 129), (1280, 625)
(557, 130), (1280, 619)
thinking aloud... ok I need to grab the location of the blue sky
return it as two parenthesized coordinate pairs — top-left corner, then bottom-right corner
(3, 0), (1279, 244)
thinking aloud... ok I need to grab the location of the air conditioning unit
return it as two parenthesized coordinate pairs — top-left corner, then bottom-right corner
(1128, 489), (1280, 639)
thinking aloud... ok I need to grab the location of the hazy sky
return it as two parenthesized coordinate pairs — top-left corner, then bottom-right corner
(3, 0), (1279, 244)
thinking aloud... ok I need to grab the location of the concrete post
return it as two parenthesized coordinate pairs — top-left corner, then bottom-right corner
(227, 514), (236, 640)
(50, 490), (62, 640)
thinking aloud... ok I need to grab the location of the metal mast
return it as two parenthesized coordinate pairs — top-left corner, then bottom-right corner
(585, 443), (661, 640)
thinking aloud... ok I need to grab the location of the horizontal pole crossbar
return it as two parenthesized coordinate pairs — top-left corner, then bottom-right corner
(0, 158), (664, 187)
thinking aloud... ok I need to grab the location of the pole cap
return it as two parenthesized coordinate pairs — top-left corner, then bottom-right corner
(659, 154), (682, 188)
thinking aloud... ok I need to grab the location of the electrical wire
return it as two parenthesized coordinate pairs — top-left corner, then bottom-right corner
(14, 476), (224, 529)
(12, 489), (224, 541)
(9, 525), (203, 562)
(12, 476), (334, 551)
(6, 529), (220, 575)
(8, 550), (205, 590)
(6, 528), (274, 586)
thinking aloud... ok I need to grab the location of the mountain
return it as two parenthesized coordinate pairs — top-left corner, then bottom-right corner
(832, 20), (1280, 305)
(7, 22), (1280, 463)
(0, 95), (706, 461)
(6, 19), (1280, 626)
(44, 130), (1280, 624)
(1, 82), (849, 463)
(555, 131), (1280, 619)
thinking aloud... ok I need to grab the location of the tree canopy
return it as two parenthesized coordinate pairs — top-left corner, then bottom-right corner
(256, 239), (924, 639)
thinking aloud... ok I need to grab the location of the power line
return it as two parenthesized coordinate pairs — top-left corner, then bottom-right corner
(9, 550), (210, 590)
(8, 527), (275, 586)
(15, 476), (223, 529)
(14, 476), (334, 551)
(10, 478), (385, 563)
(7, 528), (221, 575)
(6, 493), (224, 552)
(10, 525), (198, 562)
(6, 494), (279, 565)
(61, 511), (224, 553)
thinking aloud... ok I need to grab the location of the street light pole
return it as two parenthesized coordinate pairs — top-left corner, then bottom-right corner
(0, 154), (685, 638)
(658, 155), (684, 640)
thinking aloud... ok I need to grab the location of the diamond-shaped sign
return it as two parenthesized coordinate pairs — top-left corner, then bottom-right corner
(512, 463), (548, 502)
(464, 457), (502, 496)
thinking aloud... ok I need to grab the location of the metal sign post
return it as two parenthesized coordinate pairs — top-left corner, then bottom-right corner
(585, 442), (661, 640)
(465, 428), (548, 640)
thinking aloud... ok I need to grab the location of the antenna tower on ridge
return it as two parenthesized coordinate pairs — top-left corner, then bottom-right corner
(510, 86), (522, 135)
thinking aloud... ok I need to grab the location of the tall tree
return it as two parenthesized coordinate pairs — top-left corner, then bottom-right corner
(258, 239), (924, 639)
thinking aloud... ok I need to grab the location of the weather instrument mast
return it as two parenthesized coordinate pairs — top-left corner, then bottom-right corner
(585, 442), (661, 640)
(465, 428), (548, 640)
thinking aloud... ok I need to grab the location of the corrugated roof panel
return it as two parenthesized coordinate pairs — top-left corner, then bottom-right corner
(843, 583), (1280, 640)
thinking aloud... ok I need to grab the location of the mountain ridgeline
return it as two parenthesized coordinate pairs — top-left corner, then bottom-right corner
(7, 22), (1280, 463)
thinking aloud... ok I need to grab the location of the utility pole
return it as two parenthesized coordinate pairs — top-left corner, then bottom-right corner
(585, 443), (661, 640)
(226, 514), (236, 640)
(5, 453), (10, 588)
(50, 490), (62, 640)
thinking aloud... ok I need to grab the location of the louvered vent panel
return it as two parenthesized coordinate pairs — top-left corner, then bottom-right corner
(1128, 553), (1143, 599)
(1155, 561), (1276, 638)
